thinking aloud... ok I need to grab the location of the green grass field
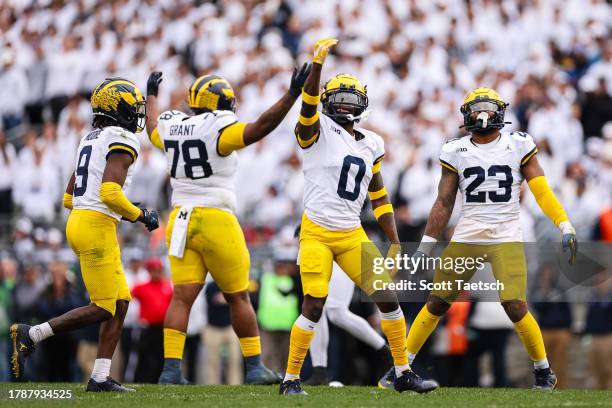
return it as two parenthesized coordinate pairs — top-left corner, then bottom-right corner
(1, 384), (611, 407)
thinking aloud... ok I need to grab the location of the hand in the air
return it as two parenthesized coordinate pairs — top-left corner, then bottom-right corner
(312, 38), (338, 65)
(147, 71), (163, 97)
(138, 208), (160, 231)
(289, 62), (313, 97)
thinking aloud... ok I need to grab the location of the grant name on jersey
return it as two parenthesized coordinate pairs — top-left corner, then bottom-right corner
(169, 124), (196, 136)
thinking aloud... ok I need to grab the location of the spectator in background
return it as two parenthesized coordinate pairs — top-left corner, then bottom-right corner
(580, 78), (612, 138)
(257, 246), (300, 374)
(0, 45), (27, 131)
(0, 125), (16, 217)
(23, 44), (48, 126)
(464, 302), (514, 388)
(13, 140), (60, 223)
(11, 262), (45, 324)
(203, 282), (242, 385)
(584, 272), (612, 389)
(132, 257), (173, 383)
(532, 263), (573, 389)
(37, 260), (82, 382)
(0, 256), (16, 381)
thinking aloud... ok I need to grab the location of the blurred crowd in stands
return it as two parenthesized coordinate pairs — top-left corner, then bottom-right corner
(0, 0), (611, 387)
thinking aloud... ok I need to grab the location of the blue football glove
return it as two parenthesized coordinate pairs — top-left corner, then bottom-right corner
(560, 222), (577, 265)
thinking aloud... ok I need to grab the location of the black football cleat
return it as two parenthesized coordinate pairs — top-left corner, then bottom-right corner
(158, 368), (190, 385)
(377, 366), (395, 389)
(533, 368), (557, 390)
(246, 365), (283, 385)
(304, 367), (329, 386)
(279, 379), (308, 395)
(86, 377), (135, 392)
(10, 323), (35, 381)
(394, 369), (439, 394)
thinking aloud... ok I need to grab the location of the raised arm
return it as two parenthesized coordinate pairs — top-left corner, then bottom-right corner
(422, 167), (459, 241)
(295, 38), (338, 148)
(145, 72), (164, 150)
(522, 154), (577, 264)
(242, 63), (311, 146)
(216, 63), (311, 156)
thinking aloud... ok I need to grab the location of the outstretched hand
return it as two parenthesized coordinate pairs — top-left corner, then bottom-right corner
(289, 63), (313, 97)
(147, 71), (163, 97)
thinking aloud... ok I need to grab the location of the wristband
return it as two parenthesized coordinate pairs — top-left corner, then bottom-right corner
(302, 91), (320, 105)
(559, 221), (575, 235)
(417, 235), (437, 256)
(299, 112), (319, 126)
(373, 203), (393, 219)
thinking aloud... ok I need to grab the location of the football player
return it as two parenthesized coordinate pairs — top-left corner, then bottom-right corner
(278, 38), (438, 395)
(400, 88), (578, 390)
(145, 63), (311, 385)
(10, 78), (159, 391)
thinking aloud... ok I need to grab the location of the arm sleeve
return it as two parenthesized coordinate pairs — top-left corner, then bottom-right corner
(527, 176), (569, 226)
(100, 181), (142, 222)
(217, 121), (247, 156)
(148, 127), (164, 150)
(63, 192), (73, 210)
(439, 142), (459, 174)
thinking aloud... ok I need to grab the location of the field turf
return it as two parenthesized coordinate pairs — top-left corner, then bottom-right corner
(1, 383), (611, 407)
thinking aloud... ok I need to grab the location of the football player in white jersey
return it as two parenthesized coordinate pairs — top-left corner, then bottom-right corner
(11, 78), (159, 391)
(144, 64), (311, 385)
(402, 88), (578, 390)
(279, 38), (438, 395)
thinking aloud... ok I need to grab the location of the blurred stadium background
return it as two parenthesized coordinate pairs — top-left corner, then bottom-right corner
(0, 0), (610, 389)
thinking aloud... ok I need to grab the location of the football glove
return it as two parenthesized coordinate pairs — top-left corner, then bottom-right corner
(147, 71), (163, 97)
(289, 63), (313, 97)
(560, 222), (577, 265)
(138, 208), (160, 231)
(312, 38), (338, 65)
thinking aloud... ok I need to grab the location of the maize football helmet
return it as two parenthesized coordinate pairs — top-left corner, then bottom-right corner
(188, 75), (236, 113)
(460, 87), (509, 133)
(321, 74), (368, 124)
(91, 78), (146, 133)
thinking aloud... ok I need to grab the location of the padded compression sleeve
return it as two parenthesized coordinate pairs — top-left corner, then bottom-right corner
(527, 176), (569, 226)
(100, 182), (141, 222)
(63, 193), (73, 210)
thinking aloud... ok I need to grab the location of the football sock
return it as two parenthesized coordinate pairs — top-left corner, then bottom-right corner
(29, 322), (54, 344)
(239, 336), (261, 357)
(91, 358), (111, 382)
(408, 352), (417, 366)
(379, 307), (409, 376)
(406, 305), (441, 356)
(163, 328), (186, 360)
(284, 315), (317, 381)
(513, 312), (548, 366)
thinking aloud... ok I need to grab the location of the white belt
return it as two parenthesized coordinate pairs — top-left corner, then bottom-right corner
(169, 206), (193, 258)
